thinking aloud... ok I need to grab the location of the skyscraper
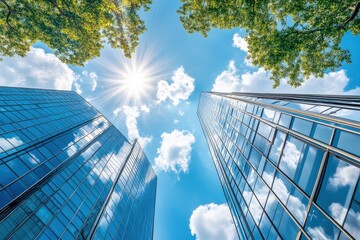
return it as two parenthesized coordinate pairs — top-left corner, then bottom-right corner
(0, 87), (157, 240)
(198, 92), (360, 240)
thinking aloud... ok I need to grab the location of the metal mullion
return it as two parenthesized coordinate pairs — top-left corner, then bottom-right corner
(240, 107), (360, 166)
(1, 114), (104, 164)
(220, 115), (311, 205)
(5, 126), (113, 239)
(65, 135), (119, 239)
(216, 93), (360, 131)
(86, 141), (140, 240)
(217, 118), (312, 239)
(212, 119), (287, 239)
(198, 115), (251, 240)
(211, 133), (254, 239)
(0, 117), (109, 220)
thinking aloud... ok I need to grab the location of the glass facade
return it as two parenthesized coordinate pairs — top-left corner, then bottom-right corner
(198, 92), (360, 240)
(0, 87), (156, 240)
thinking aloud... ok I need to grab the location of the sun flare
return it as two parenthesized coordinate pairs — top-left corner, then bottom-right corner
(91, 44), (169, 107)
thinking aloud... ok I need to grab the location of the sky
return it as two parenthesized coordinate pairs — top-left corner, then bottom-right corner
(1, 1), (360, 240)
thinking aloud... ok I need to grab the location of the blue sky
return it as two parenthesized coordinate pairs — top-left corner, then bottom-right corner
(0, 1), (360, 239)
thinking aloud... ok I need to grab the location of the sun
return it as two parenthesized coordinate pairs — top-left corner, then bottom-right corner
(121, 66), (151, 101)
(91, 43), (169, 107)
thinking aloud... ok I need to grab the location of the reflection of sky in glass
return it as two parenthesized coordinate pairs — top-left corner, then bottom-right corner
(317, 155), (360, 226)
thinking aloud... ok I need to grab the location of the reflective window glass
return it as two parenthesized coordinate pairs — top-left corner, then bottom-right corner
(316, 155), (360, 225)
(343, 201), (360, 239)
(291, 117), (313, 136)
(333, 130), (360, 157)
(268, 131), (286, 165)
(311, 123), (333, 144)
(305, 205), (340, 239)
(0, 164), (17, 187)
(279, 136), (304, 179)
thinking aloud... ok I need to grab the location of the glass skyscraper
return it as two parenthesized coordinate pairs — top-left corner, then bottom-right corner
(198, 92), (360, 240)
(0, 87), (157, 240)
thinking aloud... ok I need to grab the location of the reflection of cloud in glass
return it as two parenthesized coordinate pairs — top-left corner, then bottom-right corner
(0, 136), (23, 151)
(329, 202), (347, 224)
(329, 163), (360, 190)
(272, 176), (306, 223)
(307, 226), (332, 240)
(344, 208), (360, 239)
(281, 141), (301, 171)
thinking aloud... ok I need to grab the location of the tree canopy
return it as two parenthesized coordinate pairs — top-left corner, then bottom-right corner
(0, 0), (151, 65)
(178, 0), (360, 87)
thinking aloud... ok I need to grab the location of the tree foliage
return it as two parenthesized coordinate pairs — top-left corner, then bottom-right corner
(0, 0), (151, 65)
(178, 0), (360, 87)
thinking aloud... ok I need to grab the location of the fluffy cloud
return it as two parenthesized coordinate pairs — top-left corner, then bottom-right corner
(154, 129), (195, 174)
(81, 70), (98, 92)
(212, 60), (360, 94)
(232, 33), (248, 52)
(307, 226), (332, 240)
(329, 202), (348, 224)
(329, 163), (360, 190)
(212, 61), (240, 92)
(113, 105), (152, 148)
(156, 66), (195, 105)
(189, 203), (237, 240)
(344, 208), (360, 239)
(0, 47), (75, 90)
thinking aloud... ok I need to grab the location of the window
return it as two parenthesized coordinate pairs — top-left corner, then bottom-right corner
(0, 164), (17, 187)
(316, 155), (360, 226)
(311, 123), (333, 144)
(268, 131), (286, 165)
(333, 130), (360, 157)
(305, 205), (340, 239)
(291, 117), (313, 136)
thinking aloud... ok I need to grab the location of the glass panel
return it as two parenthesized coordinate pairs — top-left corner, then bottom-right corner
(0, 164), (17, 187)
(305, 205), (340, 240)
(293, 145), (324, 196)
(268, 131), (286, 165)
(316, 155), (360, 225)
(291, 118), (313, 136)
(342, 201), (359, 239)
(279, 136), (304, 179)
(311, 123), (333, 144)
(333, 130), (360, 157)
(279, 114), (292, 128)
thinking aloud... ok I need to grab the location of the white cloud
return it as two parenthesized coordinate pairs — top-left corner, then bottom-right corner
(329, 163), (360, 190)
(0, 47), (75, 90)
(89, 72), (98, 91)
(344, 208), (360, 239)
(307, 226), (332, 240)
(112, 105), (152, 148)
(232, 33), (248, 52)
(174, 119), (179, 124)
(81, 70), (98, 92)
(189, 203), (237, 240)
(154, 129), (195, 174)
(156, 66), (195, 105)
(0, 136), (23, 151)
(329, 202), (348, 224)
(178, 111), (185, 116)
(212, 61), (360, 94)
(140, 105), (150, 113)
(272, 176), (307, 223)
(281, 141), (301, 173)
(212, 61), (240, 92)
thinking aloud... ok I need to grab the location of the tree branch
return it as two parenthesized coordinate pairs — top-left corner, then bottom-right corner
(1, 0), (15, 30)
(48, 0), (63, 15)
(338, 1), (360, 29)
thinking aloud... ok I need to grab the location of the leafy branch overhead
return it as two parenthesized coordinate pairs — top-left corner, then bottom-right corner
(178, 0), (360, 87)
(0, 0), (151, 65)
